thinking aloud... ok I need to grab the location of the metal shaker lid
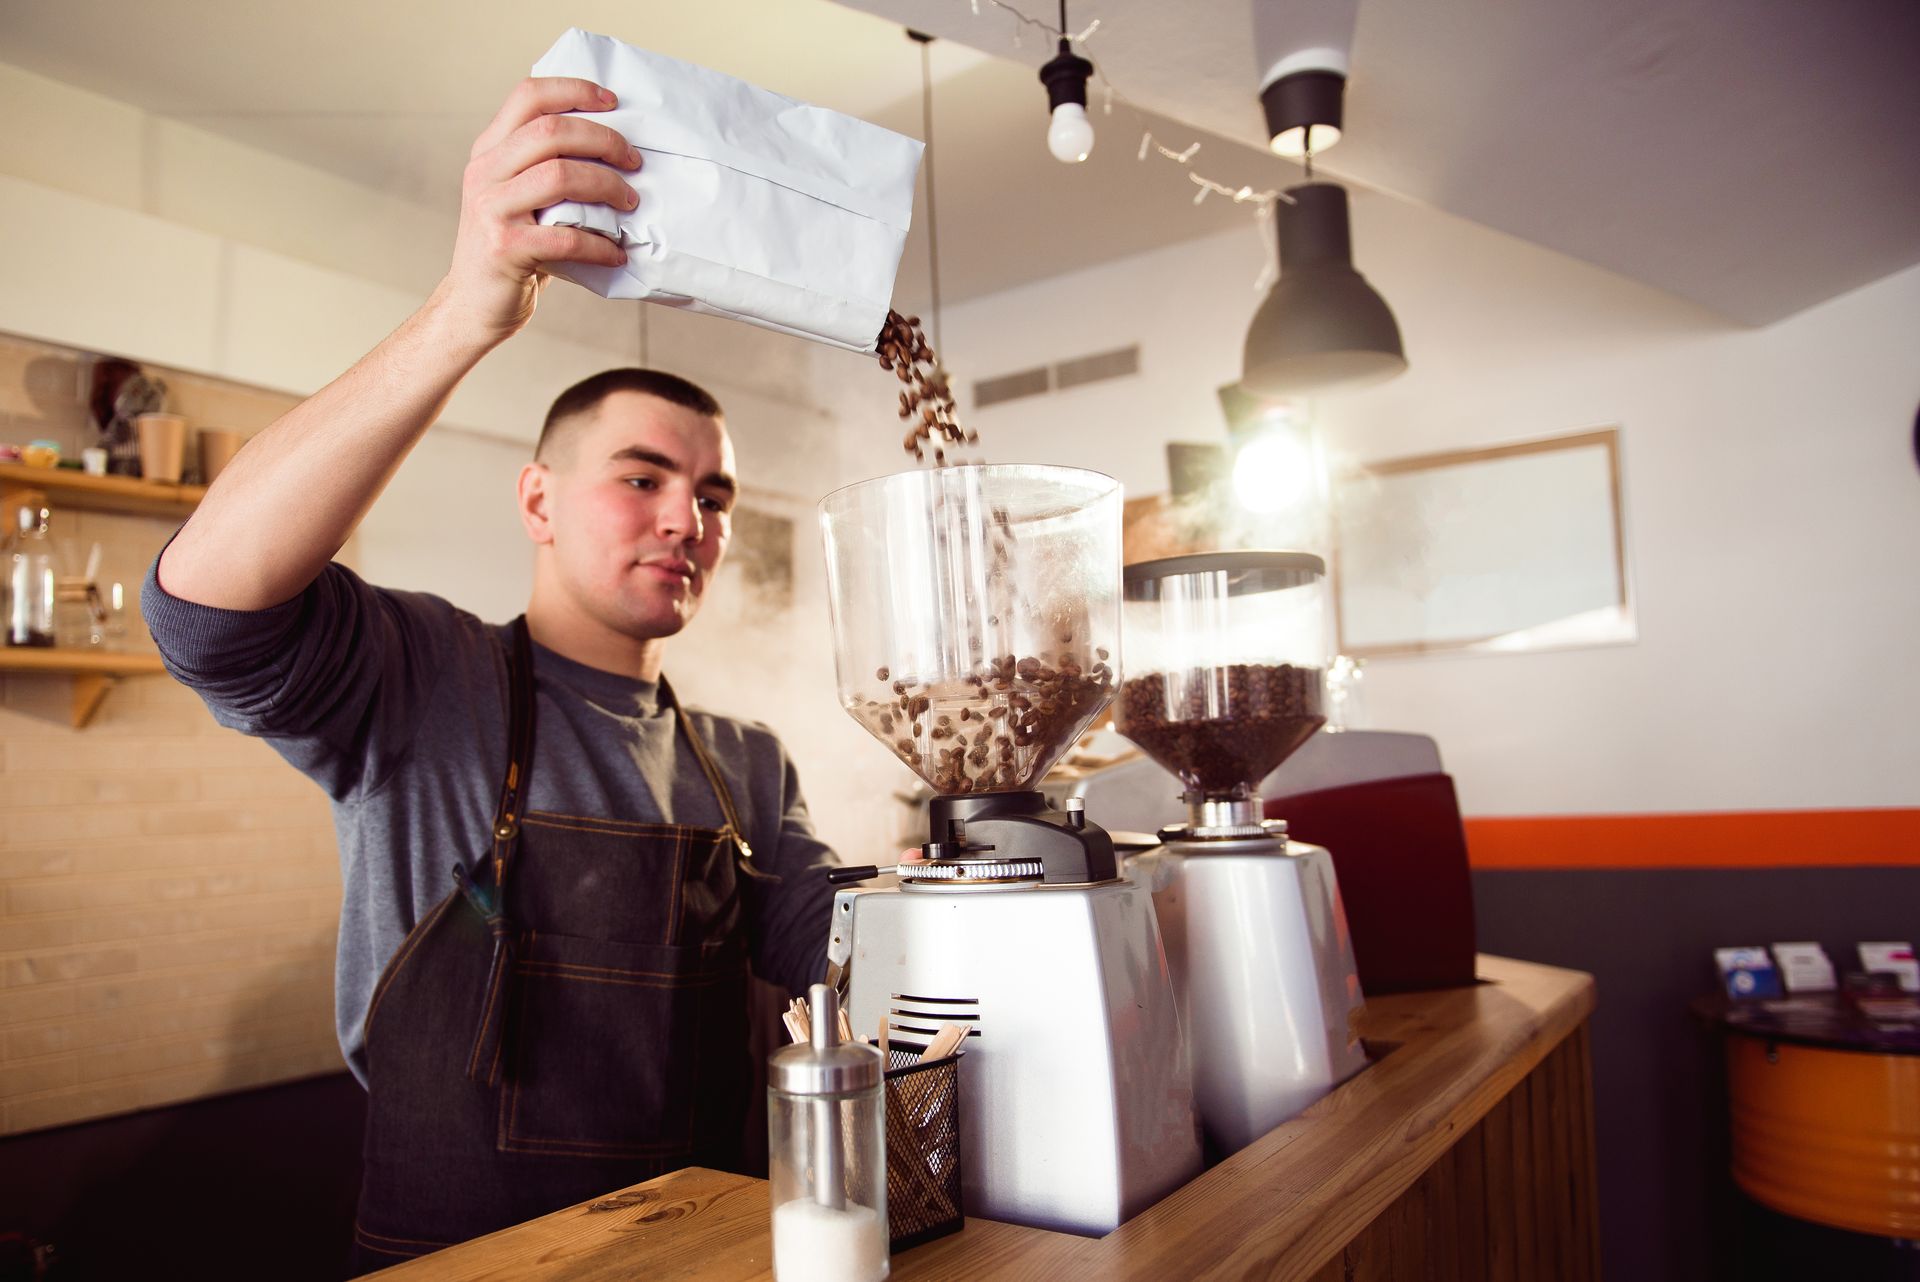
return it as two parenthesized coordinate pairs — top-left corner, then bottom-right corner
(769, 984), (882, 1096)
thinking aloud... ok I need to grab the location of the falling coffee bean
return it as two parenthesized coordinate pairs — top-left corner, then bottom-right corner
(875, 308), (971, 465)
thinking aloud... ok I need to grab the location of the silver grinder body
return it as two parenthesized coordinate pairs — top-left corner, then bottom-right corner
(1127, 832), (1368, 1156)
(831, 876), (1202, 1236)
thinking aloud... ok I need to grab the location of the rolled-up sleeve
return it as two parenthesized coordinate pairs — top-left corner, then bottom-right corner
(143, 555), (458, 801)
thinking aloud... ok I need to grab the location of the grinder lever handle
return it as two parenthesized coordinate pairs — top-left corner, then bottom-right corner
(826, 864), (898, 885)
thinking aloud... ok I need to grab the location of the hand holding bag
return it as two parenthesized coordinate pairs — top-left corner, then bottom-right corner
(531, 28), (923, 353)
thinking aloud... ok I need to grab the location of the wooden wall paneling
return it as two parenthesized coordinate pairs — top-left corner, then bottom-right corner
(1305, 1253), (1345, 1282)
(1552, 1031), (1599, 1282)
(1570, 1023), (1603, 1279)
(1478, 1080), (1518, 1282)
(1509, 1068), (1539, 1276)
(1532, 1037), (1563, 1279)
(1391, 1162), (1433, 1282)
(1424, 1121), (1463, 1282)
(1342, 1198), (1394, 1281)
(1552, 1033), (1578, 1279)
(1454, 1120), (1490, 1278)
(1375, 1169), (1413, 1280)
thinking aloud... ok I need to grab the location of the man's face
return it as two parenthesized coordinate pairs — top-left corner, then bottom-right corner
(524, 391), (737, 641)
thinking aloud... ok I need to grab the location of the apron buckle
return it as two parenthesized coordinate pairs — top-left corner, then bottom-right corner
(727, 829), (782, 884)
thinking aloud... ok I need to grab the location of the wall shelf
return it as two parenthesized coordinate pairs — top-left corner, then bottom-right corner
(0, 463), (207, 519)
(1, 464), (197, 728)
(0, 650), (168, 727)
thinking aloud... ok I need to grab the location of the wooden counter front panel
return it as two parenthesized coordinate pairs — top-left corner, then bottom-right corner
(361, 959), (1601, 1282)
(1309, 1022), (1601, 1282)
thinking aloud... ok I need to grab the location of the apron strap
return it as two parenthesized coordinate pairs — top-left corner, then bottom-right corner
(459, 616), (538, 1086)
(490, 616), (538, 885)
(659, 675), (778, 883)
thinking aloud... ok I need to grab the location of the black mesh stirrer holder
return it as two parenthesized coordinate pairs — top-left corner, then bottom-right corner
(882, 1048), (963, 1251)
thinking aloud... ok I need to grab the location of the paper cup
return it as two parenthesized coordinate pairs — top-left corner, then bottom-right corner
(197, 429), (246, 485)
(81, 447), (109, 476)
(135, 413), (188, 482)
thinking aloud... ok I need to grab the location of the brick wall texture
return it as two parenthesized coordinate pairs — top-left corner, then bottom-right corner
(1, 331), (347, 1135)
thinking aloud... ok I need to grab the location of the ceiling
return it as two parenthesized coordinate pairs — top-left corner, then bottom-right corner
(0, 0), (1266, 321)
(839, 0), (1920, 326)
(3, 0), (1917, 327)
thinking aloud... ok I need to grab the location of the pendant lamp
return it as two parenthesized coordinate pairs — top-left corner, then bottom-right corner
(1241, 182), (1406, 396)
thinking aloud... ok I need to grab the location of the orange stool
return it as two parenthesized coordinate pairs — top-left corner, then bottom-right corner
(1725, 1022), (1920, 1239)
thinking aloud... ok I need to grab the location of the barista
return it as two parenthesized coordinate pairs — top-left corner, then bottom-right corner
(141, 76), (837, 1270)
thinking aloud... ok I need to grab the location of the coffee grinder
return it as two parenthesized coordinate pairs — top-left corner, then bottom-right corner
(818, 464), (1201, 1237)
(1114, 551), (1368, 1157)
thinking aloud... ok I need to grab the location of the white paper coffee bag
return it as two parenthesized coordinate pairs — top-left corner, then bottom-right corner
(530, 28), (922, 353)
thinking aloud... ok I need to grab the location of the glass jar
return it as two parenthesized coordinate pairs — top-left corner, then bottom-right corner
(767, 985), (887, 1282)
(1115, 550), (1331, 800)
(53, 538), (101, 649)
(6, 505), (56, 648)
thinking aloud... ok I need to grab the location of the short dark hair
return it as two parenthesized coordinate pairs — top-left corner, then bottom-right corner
(535, 368), (724, 462)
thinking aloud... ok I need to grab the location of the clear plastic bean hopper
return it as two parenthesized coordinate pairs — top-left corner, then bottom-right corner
(818, 465), (1200, 1236)
(823, 464), (1118, 821)
(1115, 551), (1368, 1156)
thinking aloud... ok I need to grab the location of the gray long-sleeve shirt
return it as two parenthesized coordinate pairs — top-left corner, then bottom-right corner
(143, 558), (836, 1083)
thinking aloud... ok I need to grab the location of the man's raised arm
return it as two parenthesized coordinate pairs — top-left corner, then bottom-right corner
(158, 76), (642, 611)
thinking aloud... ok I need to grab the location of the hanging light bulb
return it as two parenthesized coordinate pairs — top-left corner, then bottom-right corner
(1047, 98), (1095, 163)
(1218, 384), (1320, 516)
(1231, 428), (1315, 515)
(1038, 2), (1094, 163)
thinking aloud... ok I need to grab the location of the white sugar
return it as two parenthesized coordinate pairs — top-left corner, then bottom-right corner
(771, 1197), (888, 1282)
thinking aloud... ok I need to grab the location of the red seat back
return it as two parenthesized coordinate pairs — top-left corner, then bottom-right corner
(1265, 772), (1478, 994)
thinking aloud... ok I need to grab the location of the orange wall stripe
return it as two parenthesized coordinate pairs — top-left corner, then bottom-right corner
(1464, 809), (1920, 870)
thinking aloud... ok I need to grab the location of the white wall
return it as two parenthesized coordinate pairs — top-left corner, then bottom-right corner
(8, 50), (1915, 831)
(940, 191), (1920, 818)
(0, 59), (913, 862)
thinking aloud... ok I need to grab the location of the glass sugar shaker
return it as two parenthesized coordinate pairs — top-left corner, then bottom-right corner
(768, 983), (887, 1282)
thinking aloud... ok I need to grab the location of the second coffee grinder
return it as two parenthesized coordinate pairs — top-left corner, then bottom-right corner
(1115, 551), (1369, 1156)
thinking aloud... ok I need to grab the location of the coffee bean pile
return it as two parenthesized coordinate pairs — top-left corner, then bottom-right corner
(1114, 664), (1326, 793)
(851, 645), (1114, 794)
(856, 318), (1118, 793)
(877, 309), (976, 465)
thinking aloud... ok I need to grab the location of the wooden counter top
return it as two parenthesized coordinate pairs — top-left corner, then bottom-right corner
(369, 955), (1596, 1281)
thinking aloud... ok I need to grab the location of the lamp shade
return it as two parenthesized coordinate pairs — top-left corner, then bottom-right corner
(1260, 67), (1344, 158)
(1242, 183), (1405, 396)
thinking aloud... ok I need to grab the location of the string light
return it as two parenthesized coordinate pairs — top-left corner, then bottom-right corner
(978, 0), (1100, 45)
(1135, 129), (1291, 290)
(962, 0), (1289, 288)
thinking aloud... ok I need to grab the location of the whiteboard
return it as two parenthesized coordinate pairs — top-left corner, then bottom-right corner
(1331, 428), (1634, 657)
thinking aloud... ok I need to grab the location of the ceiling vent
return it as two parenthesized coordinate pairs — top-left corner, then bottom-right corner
(973, 365), (1051, 409)
(972, 344), (1140, 409)
(1055, 344), (1139, 389)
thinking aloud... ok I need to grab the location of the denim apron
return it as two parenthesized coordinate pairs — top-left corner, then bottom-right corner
(349, 618), (757, 1271)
